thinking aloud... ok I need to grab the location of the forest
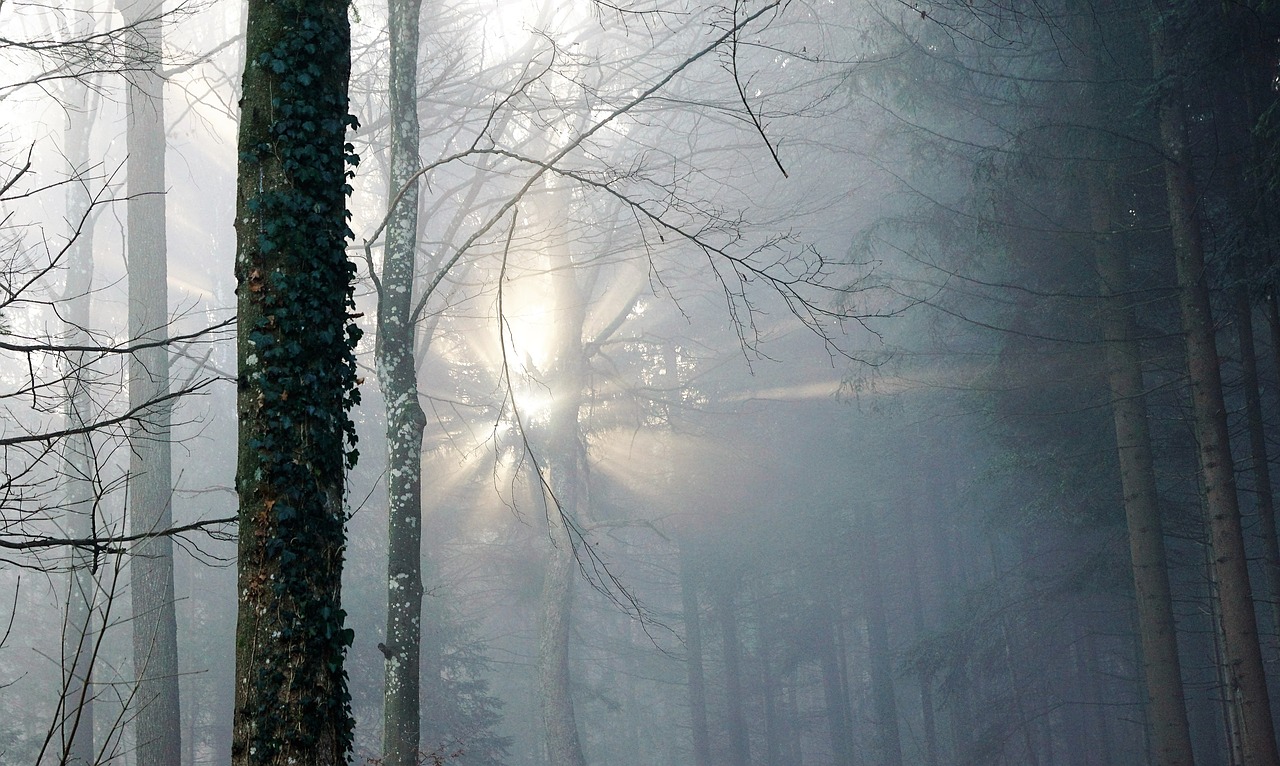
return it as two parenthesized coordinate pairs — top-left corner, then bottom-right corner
(2, 0), (1279, 765)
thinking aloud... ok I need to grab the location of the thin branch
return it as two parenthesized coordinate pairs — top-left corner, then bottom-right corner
(0, 515), (237, 553)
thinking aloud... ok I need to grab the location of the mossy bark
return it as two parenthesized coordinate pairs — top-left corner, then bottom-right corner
(232, 2), (361, 764)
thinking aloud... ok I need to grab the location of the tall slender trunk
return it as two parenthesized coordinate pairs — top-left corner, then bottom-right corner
(59, 58), (97, 765)
(753, 590), (781, 766)
(1207, 536), (1247, 766)
(1212, 50), (1280, 645)
(378, 1), (426, 763)
(1088, 164), (1197, 766)
(859, 525), (903, 766)
(1150, 9), (1280, 766)
(679, 544), (712, 766)
(120, 2), (179, 763)
(817, 600), (852, 766)
(536, 199), (589, 766)
(1231, 257), (1280, 639)
(539, 502), (586, 766)
(232, 1), (360, 763)
(903, 498), (940, 766)
(785, 673), (804, 766)
(716, 585), (751, 766)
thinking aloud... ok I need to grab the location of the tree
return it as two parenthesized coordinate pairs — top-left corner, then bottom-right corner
(1149, 5), (1279, 765)
(56, 9), (101, 761)
(377, 1), (428, 764)
(232, 1), (362, 764)
(118, 1), (181, 762)
(1081, 7), (1196, 762)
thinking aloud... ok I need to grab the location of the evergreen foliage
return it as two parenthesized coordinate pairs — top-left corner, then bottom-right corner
(233, 1), (363, 763)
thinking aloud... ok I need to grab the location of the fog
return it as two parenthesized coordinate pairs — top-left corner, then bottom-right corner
(0, 1), (1274, 765)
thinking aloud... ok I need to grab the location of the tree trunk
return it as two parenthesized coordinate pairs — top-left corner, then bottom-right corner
(378, 1), (426, 763)
(817, 605), (853, 766)
(232, 1), (360, 763)
(679, 544), (712, 766)
(539, 501), (587, 766)
(753, 590), (781, 766)
(1207, 537), (1247, 766)
(716, 585), (751, 766)
(1088, 164), (1197, 766)
(859, 525), (904, 766)
(120, 2), (180, 763)
(1150, 9), (1280, 766)
(536, 196), (590, 766)
(903, 498), (940, 766)
(1231, 257), (1280, 641)
(59, 56), (97, 765)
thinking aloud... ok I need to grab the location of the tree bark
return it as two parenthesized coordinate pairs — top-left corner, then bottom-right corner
(232, 1), (361, 764)
(120, 2), (180, 763)
(753, 589), (781, 766)
(59, 55), (97, 765)
(679, 544), (712, 766)
(378, 0), (426, 763)
(817, 603), (852, 766)
(1150, 8), (1279, 766)
(1088, 164), (1197, 766)
(903, 497), (940, 766)
(716, 584), (751, 766)
(536, 194), (590, 766)
(859, 525), (904, 766)
(1230, 257), (1280, 642)
(538, 498), (587, 766)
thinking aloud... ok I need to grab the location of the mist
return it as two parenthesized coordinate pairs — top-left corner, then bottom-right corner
(0, 1), (1274, 765)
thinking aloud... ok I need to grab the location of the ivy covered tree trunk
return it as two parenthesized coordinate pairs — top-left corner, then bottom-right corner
(1150, 8), (1279, 766)
(378, 0), (427, 763)
(232, 2), (362, 765)
(120, 2), (180, 762)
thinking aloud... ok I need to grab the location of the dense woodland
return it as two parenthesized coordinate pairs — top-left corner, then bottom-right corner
(3, 0), (1280, 765)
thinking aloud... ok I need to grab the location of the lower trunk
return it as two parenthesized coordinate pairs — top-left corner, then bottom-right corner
(754, 593), (781, 766)
(538, 507), (586, 766)
(61, 545), (96, 765)
(380, 384), (425, 766)
(903, 498), (940, 766)
(1088, 163), (1197, 766)
(716, 585), (751, 766)
(1233, 247), (1280, 647)
(818, 606), (853, 766)
(679, 546), (712, 766)
(860, 526), (903, 766)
